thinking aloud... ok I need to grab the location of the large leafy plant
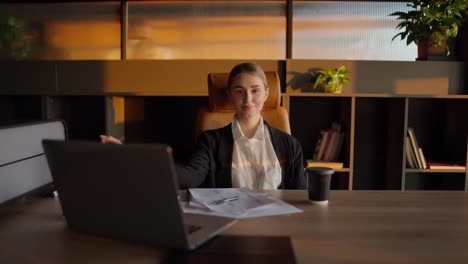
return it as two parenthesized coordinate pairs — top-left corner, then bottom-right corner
(0, 16), (32, 60)
(313, 66), (350, 94)
(390, 0), (468, 54)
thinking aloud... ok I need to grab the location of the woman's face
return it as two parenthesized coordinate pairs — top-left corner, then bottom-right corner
(228, 73), (269, 121)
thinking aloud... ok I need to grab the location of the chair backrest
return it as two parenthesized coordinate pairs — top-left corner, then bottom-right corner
(195, 71), (291, 140)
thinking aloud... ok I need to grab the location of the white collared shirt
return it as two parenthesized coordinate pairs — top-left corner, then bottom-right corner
(231, 117), (282, 190)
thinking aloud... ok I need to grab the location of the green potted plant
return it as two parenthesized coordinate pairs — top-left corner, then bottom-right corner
(313, 66), (350, 94)
(390, 0), (468, 60)
(0, 16), (33, 60)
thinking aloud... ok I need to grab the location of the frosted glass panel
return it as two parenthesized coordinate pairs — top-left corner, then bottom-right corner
(0, 3), (120, 60)
(127, 1), (286, 59)
(293, 1), (416, 61)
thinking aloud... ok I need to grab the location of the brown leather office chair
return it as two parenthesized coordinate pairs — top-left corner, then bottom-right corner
(195, 71), (291, 140)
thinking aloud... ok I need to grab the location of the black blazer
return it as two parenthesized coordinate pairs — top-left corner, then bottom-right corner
(176, 121), (306, 189)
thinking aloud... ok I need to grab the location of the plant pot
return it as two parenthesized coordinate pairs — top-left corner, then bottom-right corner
(325, 84), (342, 94)
(313, 83), (342, 94)
(417, 38), (448, 61)
(428, 44), (446, 57)
(416, 39), (429, 61)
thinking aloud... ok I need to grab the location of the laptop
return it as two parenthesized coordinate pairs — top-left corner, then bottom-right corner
(42, 139), (236, 250)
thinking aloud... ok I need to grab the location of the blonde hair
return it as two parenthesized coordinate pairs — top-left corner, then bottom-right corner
(227, 62), (268, 91)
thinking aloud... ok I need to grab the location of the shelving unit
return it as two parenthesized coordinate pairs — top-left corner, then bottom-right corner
(3, 94), (467, 191)
(402, 97), (468, 190)
(0, 95), (107, 142)
(44, 96), (106, 141)
(123, 96), (208, 162)
(287, 93), (468, 191)
(0, 96), (44, 126)
(288, 94), (352, 190)
(0, 60), (466, 191)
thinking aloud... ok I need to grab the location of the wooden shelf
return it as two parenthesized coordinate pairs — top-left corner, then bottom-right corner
(333, 168), (350, 173)
(406, 169), (466, 173)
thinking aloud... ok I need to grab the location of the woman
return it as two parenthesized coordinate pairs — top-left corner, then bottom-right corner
(176, 62), (306, 189)
(101, 62), (306, 190)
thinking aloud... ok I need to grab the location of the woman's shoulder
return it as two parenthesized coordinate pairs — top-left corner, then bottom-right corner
(202, 123), (230, 134)
(198, 123), (232, 141)
(266, 122), (303, 152)
(265, 122), (303, 160)
(265, 122), (298, 142)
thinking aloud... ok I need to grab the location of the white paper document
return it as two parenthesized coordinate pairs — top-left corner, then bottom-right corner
(183, 188), (302, 219)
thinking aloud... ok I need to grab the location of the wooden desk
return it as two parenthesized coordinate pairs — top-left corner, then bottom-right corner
(1, 191), (468, 263)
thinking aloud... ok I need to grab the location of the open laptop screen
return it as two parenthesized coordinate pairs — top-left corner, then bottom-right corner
(42, 140), (190, 249)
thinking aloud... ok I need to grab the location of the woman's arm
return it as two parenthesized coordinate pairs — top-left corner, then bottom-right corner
(175, 132), (212, 189)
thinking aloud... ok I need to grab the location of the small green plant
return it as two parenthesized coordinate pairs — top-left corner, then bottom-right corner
(313, 66), (350, 94)
(390, 0), (468, 55)
(0, 16), (32, 60)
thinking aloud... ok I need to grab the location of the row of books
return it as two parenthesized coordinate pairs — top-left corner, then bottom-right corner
(405, 127), (426, 169)
(405, 127), (465, 170)
(312, 122), (344, 162)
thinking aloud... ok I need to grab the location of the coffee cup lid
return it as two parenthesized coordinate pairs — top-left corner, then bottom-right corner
(306, 167), (334, 175)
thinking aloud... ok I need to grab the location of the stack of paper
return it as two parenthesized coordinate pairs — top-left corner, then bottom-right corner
(184, 188), (302, 219)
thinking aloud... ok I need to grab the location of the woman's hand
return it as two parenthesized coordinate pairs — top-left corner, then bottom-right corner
(99, 135), (123, 144)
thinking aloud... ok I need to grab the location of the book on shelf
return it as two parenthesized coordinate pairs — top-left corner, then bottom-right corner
(322, 130), (337, 161)
(312, 130), (327, 160)
(405, 136), (416, 168)
(418, 148), (427, 169)
(306, 160), (344, 169)
(328, 132), (344, 162)
(312, 122), (344, 162)
(426, 162), (465, 170)
(407, 127), (426, 169)
(319, 129), (334, 160)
